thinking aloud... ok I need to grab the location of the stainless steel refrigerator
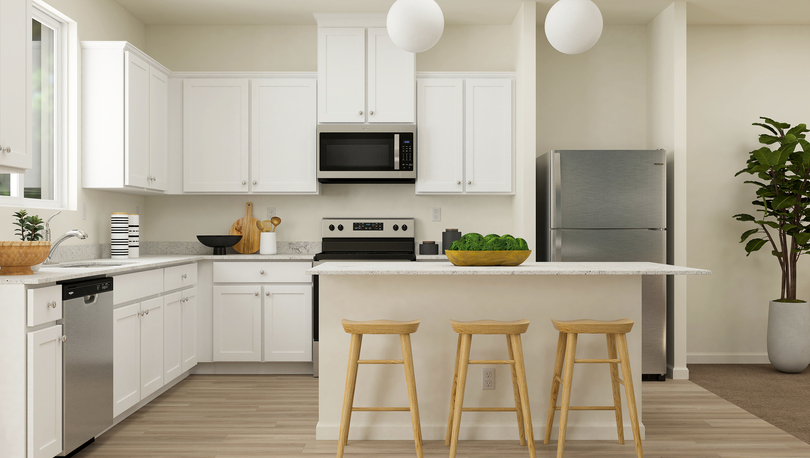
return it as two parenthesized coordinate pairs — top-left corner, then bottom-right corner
(537, 150), (667, 379)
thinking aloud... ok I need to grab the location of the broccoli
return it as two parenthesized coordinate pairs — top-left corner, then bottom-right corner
(460, 233), (486, 250)
(484, 233), (500, 241)
(448, 233), (529, 251)
(516, 238), (529, 250)
(449, 240), (462, 250)
(484, 237), (509, 250)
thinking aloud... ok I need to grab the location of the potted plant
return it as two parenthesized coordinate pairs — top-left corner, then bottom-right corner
(734, 117), (810, 372)
(0, 210), (50, 275)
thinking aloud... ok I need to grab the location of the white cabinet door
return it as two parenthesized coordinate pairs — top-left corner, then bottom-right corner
(163, 292), (182, 383)
(183, 79), (249, 192)
(27, 325), (63, 458)
(367, 28), (414, 123)
(318, 28), (366, 123)
(213, 285), (262, 361)
(416, 79), (464, 194)
(140, 297), (164, 399)
(181, 287), (198, 372)
(263, 285), (313, 362)
(0, 0), (31, 170)
(114, 303), (141, 417)
(125, 51), (150, 189)
(465, 78), (513, 194)
(149, 66), (169, 191)
(251, 79), (317, 194)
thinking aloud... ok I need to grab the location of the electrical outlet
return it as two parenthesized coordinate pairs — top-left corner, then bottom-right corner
(482, 367), (495, 390)
(432, 207), (441, 222)
(267, 207), (276, 219)
(82, 202), (87, 220)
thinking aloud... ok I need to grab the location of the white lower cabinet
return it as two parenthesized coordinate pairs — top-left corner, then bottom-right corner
(113, 303), (141, 417)
(181, 288), (198, 372)
(213, 285), (262, 361)
(263, 285), (313, 362)
(27, 325), (63, 458)
(140, 297), (165, 399)
(163, 292), (183, 383)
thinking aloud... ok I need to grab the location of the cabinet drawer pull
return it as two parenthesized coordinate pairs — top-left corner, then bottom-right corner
(359, 111), (363, 115)
(60, 335), (67, 342)
(259, 270), (265, 274)
(369, 111), (374, 115)
(47, 301), (57, 308)
(242, 180), (247, 185)
(468, 181), (472, 185)
(252, 181), (257, 185)
(266, 292), (270, 296)
(254, 292), (259, 296)
(145, 309), (149, 315)
(182, 274), (187, 279)
(457, 181), (461, 185)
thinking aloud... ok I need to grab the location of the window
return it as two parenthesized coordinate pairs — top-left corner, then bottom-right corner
(0, 2), (70, 208)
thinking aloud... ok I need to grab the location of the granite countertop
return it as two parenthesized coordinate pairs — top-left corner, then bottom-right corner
(307, 261), (712, 276)
(2, 254), (314, 285)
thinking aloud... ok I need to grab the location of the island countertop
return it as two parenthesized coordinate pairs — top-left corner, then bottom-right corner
(307, 261), (711, 276)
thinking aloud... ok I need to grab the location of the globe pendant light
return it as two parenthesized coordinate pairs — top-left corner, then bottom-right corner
(386, 0), (445, 53)
(545, 0), (603, 55)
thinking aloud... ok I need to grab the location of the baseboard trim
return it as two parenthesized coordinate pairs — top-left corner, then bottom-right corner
(191, 361), (314, 375)
(687, 353), (770, 364)
(667, 364), (689, 380)
(316, 421), (645, 441)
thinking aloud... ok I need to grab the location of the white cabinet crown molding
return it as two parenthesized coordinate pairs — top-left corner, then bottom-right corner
(170, 71), (316, 79)
(416, 71), (516, 80)
(313, 13), (387, 28)
(81, 41), (170, 76)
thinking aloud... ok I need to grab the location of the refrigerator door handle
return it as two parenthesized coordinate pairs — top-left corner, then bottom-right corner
(553, 152), (562, 229)
(551, 230), (562, 262)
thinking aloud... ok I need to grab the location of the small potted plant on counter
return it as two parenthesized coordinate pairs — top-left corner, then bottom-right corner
(734, 117), (810, 373)
(0, 210), (50, 275)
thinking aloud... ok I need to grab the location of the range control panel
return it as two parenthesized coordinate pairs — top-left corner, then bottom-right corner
(322, 218), (414, 238)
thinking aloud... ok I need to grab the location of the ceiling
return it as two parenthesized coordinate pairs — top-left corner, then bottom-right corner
(111, 0), (810, 26)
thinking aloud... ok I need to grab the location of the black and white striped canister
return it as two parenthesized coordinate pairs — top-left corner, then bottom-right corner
(111, 212), (129, 259)
(128, 214), (140, 258)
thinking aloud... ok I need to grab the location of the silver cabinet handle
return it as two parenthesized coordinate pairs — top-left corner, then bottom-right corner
(259, 270), (265, 274)
(254, 292), (259, 296)
(242, 180), (247, 185)
(1, 146), (9, 153)
(47, 301), (57, 308)
(145, 309), (149, 315)
(252, 180), (257, 185)
(266, 292), (270, 296)
(468, 181), (472, 185)
(60, 335), (67, 342)
(457, 181), (461, 185)
(369, 111), (374, 115)
(359, 111), (363, 115)
(182, 274), (187, 279)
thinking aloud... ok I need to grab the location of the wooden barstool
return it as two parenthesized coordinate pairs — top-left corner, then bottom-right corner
(543, 318), (642, 458)
(337, 319), (424, 458)
(445, 319), (536, 458)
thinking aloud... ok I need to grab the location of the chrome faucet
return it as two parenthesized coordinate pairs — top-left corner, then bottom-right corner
(44, 229), (88, 265)
(45, 211), (61, 242)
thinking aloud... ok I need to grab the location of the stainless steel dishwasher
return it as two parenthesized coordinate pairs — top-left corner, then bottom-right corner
(59, 276), (114, 456)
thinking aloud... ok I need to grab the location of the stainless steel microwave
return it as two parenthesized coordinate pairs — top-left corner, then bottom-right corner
(316, 125), (416, 183)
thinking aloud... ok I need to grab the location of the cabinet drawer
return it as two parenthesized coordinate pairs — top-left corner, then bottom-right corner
(27, 285), (62, 327)
(213, 262), (311, 284)
(164, 263), (197, 292)
(114, 269), (164, 305)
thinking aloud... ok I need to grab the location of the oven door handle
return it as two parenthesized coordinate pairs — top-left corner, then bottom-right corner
(394, 134), (400, 171)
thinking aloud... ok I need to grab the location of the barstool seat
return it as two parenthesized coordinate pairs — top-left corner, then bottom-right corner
(337, 319), (424, 458)
(551, 318), (634, 334)
(446, 319), (536, 458)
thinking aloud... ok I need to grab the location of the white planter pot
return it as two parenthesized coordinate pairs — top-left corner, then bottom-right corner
(767, 300), (810, 373)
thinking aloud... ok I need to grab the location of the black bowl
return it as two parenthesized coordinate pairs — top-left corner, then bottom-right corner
(197, 235), (242, 255)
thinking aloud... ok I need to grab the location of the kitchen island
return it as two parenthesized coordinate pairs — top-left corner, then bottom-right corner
(308, 261), (709, 443)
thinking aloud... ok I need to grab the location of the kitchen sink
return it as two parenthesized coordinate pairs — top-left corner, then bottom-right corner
(49, 261), (138, 268)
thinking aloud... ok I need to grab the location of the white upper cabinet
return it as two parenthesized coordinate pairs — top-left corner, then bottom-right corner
(367, 28), (415, 123)
(82, 42), (170, 192)
(465, 78), (513, 194)
(251, 79), (317, 194)
(183, 79), (249, 192)
(0, 0), (31, 171)
(416, 77), (514, 195)
(416, 79), (464, 194)
(318, 27), (414, 123)
(317, 28), (366, 123)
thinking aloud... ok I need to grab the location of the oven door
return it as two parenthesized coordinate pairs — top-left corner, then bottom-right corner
(317, 126), (416, 183)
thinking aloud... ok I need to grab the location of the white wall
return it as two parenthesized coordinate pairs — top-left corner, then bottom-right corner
(686, 25), (810, 363)
(0, 0), (146, 246)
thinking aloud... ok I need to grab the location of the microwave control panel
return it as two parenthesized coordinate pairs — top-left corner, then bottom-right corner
(399, 133), (414, 171)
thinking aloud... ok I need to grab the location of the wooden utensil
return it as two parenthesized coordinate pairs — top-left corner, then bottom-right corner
(263, 220), (273, 232)
(256, 221), (265, 232)
(229, 202), (261, 254)
(270, 216), (281, 232)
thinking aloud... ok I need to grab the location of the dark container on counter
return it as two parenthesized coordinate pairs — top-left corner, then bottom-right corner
(442, 229), (461, 253)
(419, 241), (439, 255)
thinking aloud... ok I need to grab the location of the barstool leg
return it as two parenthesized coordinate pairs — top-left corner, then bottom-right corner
(337, 333), (362, 458)
(510, 334), (537, 458)
(400, 334), (424, 458)
(507, 335), (527, 446)
(617, 333), (644, 458)
(606, 333), (625, 444)
(556, 333), (578, 458)
(449, 333), (472, 458)
(445, 334), (463, 446)
(544, 331), (568, 445)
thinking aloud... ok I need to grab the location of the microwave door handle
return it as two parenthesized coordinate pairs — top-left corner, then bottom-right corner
(394, 134), (400, 171)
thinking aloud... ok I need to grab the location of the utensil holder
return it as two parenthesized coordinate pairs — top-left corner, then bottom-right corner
(260, 232), (277, 255)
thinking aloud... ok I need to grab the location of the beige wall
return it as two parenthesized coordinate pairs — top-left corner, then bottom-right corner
(536, 25), (648, 156)
(0, 0), (146, 246)
(144, 24), (514, 72)
(686, 25), (810, 362)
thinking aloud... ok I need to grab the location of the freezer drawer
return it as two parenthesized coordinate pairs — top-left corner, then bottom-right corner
(548, 229), (665, 262)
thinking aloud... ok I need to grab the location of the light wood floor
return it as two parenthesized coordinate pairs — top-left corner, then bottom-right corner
(74, 375), (810, 457)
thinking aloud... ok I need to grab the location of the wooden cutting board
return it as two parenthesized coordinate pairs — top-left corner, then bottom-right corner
(229, 202), (261, 254)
